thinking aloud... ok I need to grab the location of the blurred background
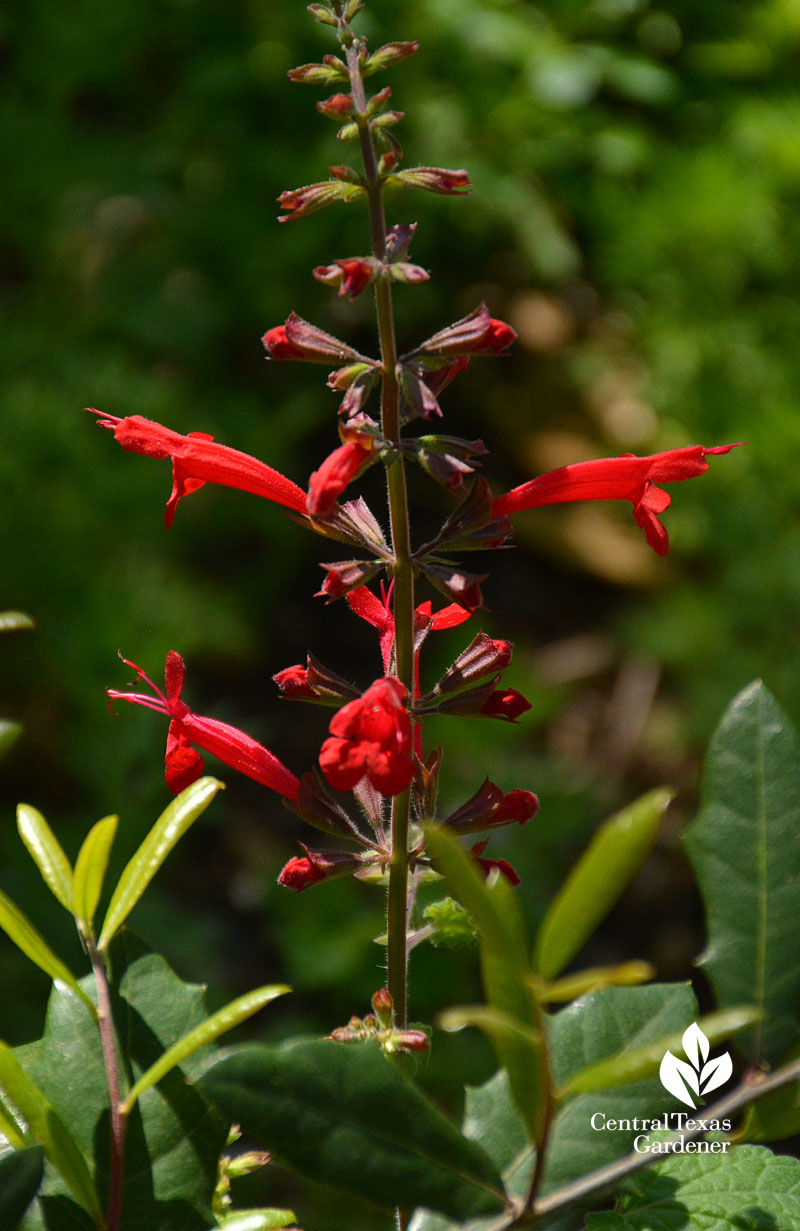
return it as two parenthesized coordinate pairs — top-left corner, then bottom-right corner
(1, 0), (797, 1222)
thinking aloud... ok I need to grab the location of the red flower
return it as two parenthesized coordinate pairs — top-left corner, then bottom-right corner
(319, 677), (415, 796)
(89, 411), (307, 528)
(307, 438), (374, 518)
(346, 584), (471, 675)
(491, 444), (742, 556)
(492, 789), (539, 825)
(278, 856), (327, 891)
(313, 258), (379, 299)
(471, 840), (520, 886)
(273, 664), (317, 699)
(481, 688), (532, 722)
(108, 652), (299, 800)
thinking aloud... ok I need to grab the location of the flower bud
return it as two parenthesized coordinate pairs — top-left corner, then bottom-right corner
(363, 41), (420, 75)
(278, 844), (361, 891)
(317, 93), (354, 119)
(263, 312), (364, 364)
(319, 559), (384, 601)
(313, 257), (381, 299)
(329, 164), (364, 184)
(288, 58), (349, 85)
(393, 1030), (430, 1053)
(436, 632), (513, 696)
(390, 166), (471, 196)
(277, 178), (364, 222)
(446, 780), (538, 832)
(414, 304), (515, 359)
(413, 435), (487, 490)
(481, 687), (532, 722)
(385, 222), (417, 261)
(306, 4), (338, 27)
(422, 562), (486, 611)
(273, 664), (317, 699)
(371, 988), (393, 1027)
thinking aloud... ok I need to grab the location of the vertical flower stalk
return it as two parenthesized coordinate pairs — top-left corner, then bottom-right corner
(338, 14), (415, 1026)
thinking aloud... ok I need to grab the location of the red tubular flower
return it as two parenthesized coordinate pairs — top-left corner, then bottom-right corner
(273, 664), (317, 699)
(108, 652), (299, 800)
(278, 856), (327, 891)
(88, 410), (307, 528)
(492, 789), (539, 825)
(307, 438), (374, 518)
(481, 688), (532, 722)
(319, 677), (415, 796)
(471, 840), (520, 886)
(491, 444), (742, 556)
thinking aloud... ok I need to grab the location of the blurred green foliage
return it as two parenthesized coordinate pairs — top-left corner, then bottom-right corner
(1, 0), (798, 1218)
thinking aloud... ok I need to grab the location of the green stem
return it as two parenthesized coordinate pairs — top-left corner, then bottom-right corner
(87, 936), (126, 1231)
(345, 35), (415, 1027)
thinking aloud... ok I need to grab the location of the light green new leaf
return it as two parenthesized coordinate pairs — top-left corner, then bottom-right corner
(561, 1005), (759, 1096)
(0, 720), (23, 761)
(217, 1212), (298, 1231)
(0, 612), (34, 632)
(72, 815), (117, 930)
(0, 890), (94, 1015)
(585, 1144), (800, 1230)
(685, 681), (800, 1062)
(0, 1042), (101, 1226)
(16, 805), (74, 914)
(535, 788), (673, 980)
(425, 825), (547, 1141)
(123, 983), (290, 1113)
(99, 776), (223, 951)
(539, 961), (654, 1004)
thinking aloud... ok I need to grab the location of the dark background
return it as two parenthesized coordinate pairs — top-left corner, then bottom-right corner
(1, 0), (797, 1223)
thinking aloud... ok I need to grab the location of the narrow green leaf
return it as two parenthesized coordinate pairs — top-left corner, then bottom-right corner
(438, 1004), (542, 1049)
(217, 1212), (298, 1231)
(535, 788), (673, 980)
(425, 825), (546, 1141)
(741, 1042), (800, 1142)
(199, 1039), (507, 1222)
(0, 611), (35, 632)
(98, 777), (223, 951)
(0, 889), (94, 1015)
(123, 984), (290, 1112)
(0, 720), (23, 761)
(585, 1144), (800, 1230)
(16, 805), (74, 914)
(0, 1147), (44, 1229)
(561, 1006), (760, 1096)
(72, 814), (117, 929)
(0, 1042), (102, 1225)
(685, 681), (800, 1063)
(0, 1089), (30, 1148)
(538, 961), (655, 1004)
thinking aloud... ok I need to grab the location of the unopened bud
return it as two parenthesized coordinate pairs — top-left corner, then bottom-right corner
(263, 312), (364, 364)
(288, 58), (349, 85)
(319, 559), (384, 601)
(391, 166), (471, 196)
(307, 4), (338, 27)
(364, 41), (420, 75)
(329, 163), (364, 185)
(422, 562), (486, 611)
(366, 86), (392, 116)
(371, 988), (393, 1027)
(481, 688), (532, 723)
(317, 93), (354, 119)
(278, 179), (365, 222)
(394, 1029), (430, 1052)
(437, 632), (513, 696)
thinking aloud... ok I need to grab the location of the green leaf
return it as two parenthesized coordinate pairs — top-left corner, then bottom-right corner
(16, 933), (228, 1230)
(0, 611), (35, 632)
(561, 1006), (759, 1095)
(198, 1038), (507, 1222)
(540, 962), (655, 1004)
(217, 1213), (298, 1231)
(98, 777), (223, 951)
(534, 788), (673, 980)
(425, 826), (546, 1141)
(0, 1043), (101, 1225)
(0, 1148), (44, 1229)
(72, 815), (117, 930)
(123, 983), (290, 1112)
(585, 1144), (800, 1230)
(0, 720), (23, 761)
(685, 681), (800, 1062)
(741, 1042), (800, 1142)
(0, 889), (94, 1015)
(16, 805), (74, 915)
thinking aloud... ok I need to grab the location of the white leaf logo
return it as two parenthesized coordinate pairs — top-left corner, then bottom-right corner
(658, 1023), (732, 1108)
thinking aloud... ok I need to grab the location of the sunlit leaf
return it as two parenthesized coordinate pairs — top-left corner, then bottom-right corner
(123, 983), (290, 1112)
(0, 890), (94, 1015)
(0, 612), (34, 633)
(534, 788), (673, 980)
(16, 805), (74, 915)
(538, 962), (655, 1004)
(0, 1043), (101, 1225)
(424, 825), (546, 1141)
(217, 1212), (298, 1231)
(98, 777), (223, 951)
(72, 815), (117, 930)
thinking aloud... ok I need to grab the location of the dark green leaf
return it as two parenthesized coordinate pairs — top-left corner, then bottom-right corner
(198, 1038), (507, 1222)
(741, 1043), (800, 1142)
(535, 789), (672, 981)
(16, 933), (227, 1231)
(425, 826), (546, 1141)
(0, 1149), (44, 1229)
(585, 1144), (800, 1230)
(685, 681), (800, 1062)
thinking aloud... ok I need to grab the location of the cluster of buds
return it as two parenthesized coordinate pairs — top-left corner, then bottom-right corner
(329, 989), (430, 1056)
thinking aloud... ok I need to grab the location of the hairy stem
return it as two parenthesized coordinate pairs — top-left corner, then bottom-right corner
(88, 937), (126, 1231)
(345, 33), (414, 1027)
